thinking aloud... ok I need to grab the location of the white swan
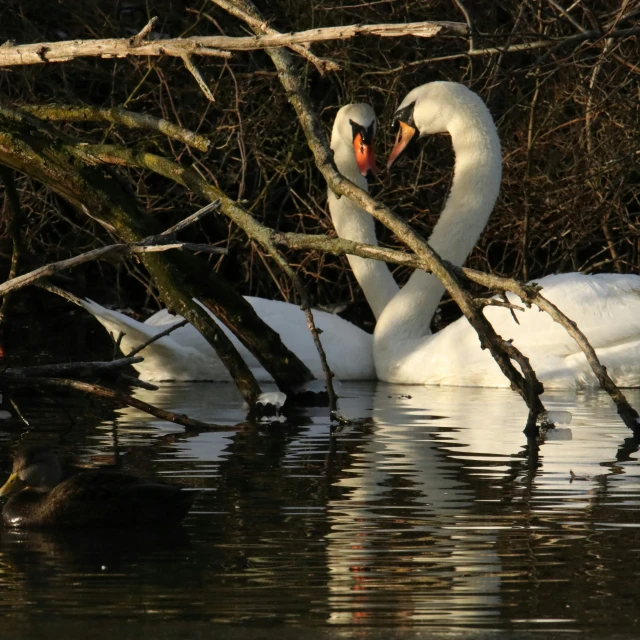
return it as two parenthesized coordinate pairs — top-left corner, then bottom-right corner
(375, 81), (640, 389)
(82, 104), (398, 382)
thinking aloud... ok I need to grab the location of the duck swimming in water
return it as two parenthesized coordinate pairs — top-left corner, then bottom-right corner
(0, 445), (197, 529)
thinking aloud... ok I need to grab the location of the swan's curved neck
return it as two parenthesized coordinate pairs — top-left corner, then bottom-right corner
(329, 135), (399, 320)
(374, 101), (502, 365)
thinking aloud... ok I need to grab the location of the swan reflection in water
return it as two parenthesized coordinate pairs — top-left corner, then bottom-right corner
(323, 384), (640, 624)
(94, 382), (640, 625)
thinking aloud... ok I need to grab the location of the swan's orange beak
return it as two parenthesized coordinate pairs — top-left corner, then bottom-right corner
(353, 132), (377, 178)
(387, 121), (417, 170)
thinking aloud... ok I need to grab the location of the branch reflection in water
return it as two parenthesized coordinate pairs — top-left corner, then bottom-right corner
(0, 382), (639, 632)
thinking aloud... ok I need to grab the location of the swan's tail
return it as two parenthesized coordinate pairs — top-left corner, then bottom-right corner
(79, 299), (226, 381)
(80, 298), (160, 353)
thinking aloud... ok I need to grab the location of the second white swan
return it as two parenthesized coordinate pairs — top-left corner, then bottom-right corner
(375, 81), (640, 389)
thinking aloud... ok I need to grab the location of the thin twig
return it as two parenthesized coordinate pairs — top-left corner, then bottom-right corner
(452, 0), (476, 49)
(131, 17), (158, 47)
(474, 298), (525, 312)
(150, 201), (220, 239)
(0, 240), (226, 297)
(125, 319), (190, 358)
(180, 53), (216, 102)
(546, 0), (589, 34)
(452, 0), (476, 79)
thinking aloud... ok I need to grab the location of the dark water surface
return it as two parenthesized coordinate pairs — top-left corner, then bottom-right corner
(1, 382), (639, 638)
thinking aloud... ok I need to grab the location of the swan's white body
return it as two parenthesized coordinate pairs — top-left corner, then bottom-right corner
(83, 297), (375, 382)
(376, 82), (640, 389)
(83, 104), (397, 382)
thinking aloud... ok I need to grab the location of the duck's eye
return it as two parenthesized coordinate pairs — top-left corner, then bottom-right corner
(391, 119), (399, 134)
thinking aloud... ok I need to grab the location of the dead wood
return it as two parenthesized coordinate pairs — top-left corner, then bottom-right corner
(63, 142), (340, 416)
(22, 105), (211, 152)
(1, 357), (146, 380)
(0, 19), (466, 73)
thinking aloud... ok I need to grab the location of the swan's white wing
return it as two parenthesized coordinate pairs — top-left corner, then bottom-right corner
(486, 273), (640, 354)
(403, 273), (640, 389)
(81, 299), (231, 381)
(81, 297), (374, 382)
(145, 308), (181, 327)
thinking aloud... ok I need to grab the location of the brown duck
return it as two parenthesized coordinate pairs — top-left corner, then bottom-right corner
(0, 445), (197, 529)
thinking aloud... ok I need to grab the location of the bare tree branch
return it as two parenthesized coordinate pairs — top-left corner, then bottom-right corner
(1, 357), (146, 380)
(180, 53), (217, 102)
(0, 201), (224, 297)
(131, 17), (158, 47)
(274, 230), (640, 432)
(367, 27), (640, 73)
(0, 20), (466, 69)
(22, 104), (211, 151)
(0, 240), (227, 297)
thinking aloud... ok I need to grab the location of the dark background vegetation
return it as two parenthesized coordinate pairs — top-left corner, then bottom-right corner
(1, 0), (639, 342)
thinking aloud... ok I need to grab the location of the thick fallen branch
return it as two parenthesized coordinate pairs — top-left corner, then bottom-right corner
(275, 230), (640, 432)
(64, 143), (340, 416)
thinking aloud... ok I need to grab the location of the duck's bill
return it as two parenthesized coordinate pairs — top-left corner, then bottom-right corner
(353, 132), (377, 178)
(387, 121), (417, 169)
(0, 473), (25, 497)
